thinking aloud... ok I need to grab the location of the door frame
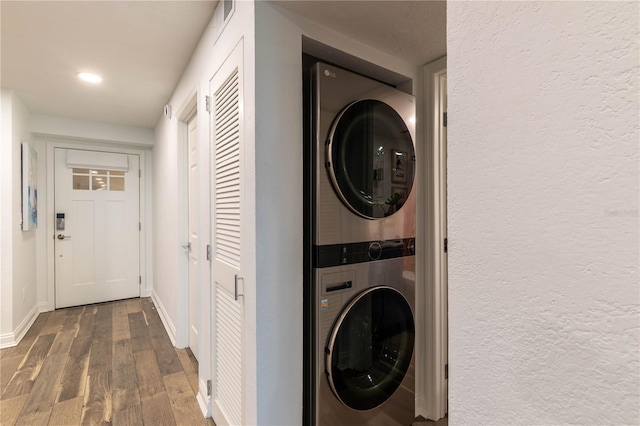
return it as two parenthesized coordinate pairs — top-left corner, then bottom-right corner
(417, 56), (448, 421)
(176, 94), (198, 350)
(174, 91), (213, 417)
(45, 140), (150, 312)
(185, 102), (199, 359)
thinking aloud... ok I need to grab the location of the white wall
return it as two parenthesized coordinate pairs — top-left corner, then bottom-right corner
(31, 114), (154, 146)
(254, 3), (419, 424)
(447, 2), (639, 423)
(153, 2), (419, 423)
(32, 116), (153, 314)
(152, 0), (258, 419)
(1, 90), (15, 340)
(1, 87), (153, 345)
(0, 89), (39, 347)
(253, 4), (302, 424)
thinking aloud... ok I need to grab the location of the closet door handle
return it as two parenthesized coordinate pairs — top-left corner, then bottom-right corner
(234, 274), (244, 301)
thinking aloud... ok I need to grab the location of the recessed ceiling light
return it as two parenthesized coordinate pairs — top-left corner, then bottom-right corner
(76, 72), (102, 84)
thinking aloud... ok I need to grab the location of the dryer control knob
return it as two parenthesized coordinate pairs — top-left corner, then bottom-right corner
(368, 242), (382, 260)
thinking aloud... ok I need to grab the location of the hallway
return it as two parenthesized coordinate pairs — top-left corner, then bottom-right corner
(0, 298), (213, 425)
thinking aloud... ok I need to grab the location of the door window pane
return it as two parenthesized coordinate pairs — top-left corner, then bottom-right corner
(72, 168), (127, 191)
(73, 175), (90, 190)
(92, 176), (107, 191)
(110, 177), (125, 191)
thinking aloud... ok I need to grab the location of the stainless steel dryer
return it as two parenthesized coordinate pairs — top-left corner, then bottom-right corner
(310, 62), (416, 426)
(313, 62), (416, 248)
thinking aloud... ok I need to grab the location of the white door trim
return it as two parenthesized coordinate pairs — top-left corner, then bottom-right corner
(174, 92), (213, 418)
(45, 140), (150, 312)
(176, 95), (198, 350)
(417, 56), (448, 421)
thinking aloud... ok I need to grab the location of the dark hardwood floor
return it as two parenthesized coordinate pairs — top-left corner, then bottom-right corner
(0, 297), (214, 425)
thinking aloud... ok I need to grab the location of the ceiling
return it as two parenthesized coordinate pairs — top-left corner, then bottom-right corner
(1, 1), (446, 130)
(273, 1), (446, 67)
(1, 1), (217, 129)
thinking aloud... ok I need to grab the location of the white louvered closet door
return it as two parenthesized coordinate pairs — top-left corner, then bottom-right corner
(210, 42), (244, 426)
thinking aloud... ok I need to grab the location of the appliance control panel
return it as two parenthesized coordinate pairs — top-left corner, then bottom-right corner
(313, 238), (415, 268)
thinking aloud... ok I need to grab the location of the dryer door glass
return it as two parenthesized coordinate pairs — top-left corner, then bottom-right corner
(327, 99), (415, 219)
(326, 286), (415, 411)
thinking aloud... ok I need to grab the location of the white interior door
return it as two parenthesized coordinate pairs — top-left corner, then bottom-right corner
(187, 112), (200, 361)
(210, 43), (244, 426)
(54, 148), (140, 308)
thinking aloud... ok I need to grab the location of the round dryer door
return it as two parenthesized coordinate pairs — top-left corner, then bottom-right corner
(325, 286), (415, 411)
(327, 99), (415, 219)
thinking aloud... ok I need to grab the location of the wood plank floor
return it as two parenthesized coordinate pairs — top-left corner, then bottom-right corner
(0, 298), (214, 426)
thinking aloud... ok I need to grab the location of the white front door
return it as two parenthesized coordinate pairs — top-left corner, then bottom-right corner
(187, 113), (200, 361)
(210, 43), (245, 426)
(54, 148), (140, 309)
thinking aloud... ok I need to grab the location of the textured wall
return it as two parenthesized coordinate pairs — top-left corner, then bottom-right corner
(447, 2), (639, 423)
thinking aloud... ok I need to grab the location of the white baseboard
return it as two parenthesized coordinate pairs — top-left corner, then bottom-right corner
(38, 301), (51, 313)
(0, 303), (40, 349)
(0, 333), (16, 349)
(150, 290), (177, 346)
(197, 385), (211, 419)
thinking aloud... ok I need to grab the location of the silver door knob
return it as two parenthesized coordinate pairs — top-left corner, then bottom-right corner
(57, 234), (71, 240)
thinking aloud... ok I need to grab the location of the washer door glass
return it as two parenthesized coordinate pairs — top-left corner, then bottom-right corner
(327, 99), (415, 219)
(326, 286), (415, 411)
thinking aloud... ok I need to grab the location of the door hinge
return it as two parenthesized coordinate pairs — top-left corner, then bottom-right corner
(205, 95), (211, 112)
(139, 275), (142, 285)
(207, 379), (212, 396)
(445, 364), (448, 380)
(444, 237), (448, 253)
(139, 222), (142, 231)
(443, 112), (447, 127)
(206, 244), (212, 261)
(139, 169), (141, 178)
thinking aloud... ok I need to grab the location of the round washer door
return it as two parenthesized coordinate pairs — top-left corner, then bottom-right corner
(327, 99), (415, 219)
(326, 286), (415, 411)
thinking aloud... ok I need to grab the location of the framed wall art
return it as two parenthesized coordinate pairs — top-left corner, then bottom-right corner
(22, 142), (38, 230)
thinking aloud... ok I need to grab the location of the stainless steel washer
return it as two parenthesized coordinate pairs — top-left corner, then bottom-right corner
(315, 259), (415, 426)
(310, 62), (416, 426)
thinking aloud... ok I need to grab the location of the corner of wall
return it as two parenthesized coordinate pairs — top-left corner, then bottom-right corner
(11, 93), (38, 338)
(151, 289), (177, 346)
(0, 302), (38, 349)
(1, 90), (15, 338)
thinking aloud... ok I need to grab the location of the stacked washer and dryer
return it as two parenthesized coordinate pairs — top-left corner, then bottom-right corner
(309, 62), (417, 426)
